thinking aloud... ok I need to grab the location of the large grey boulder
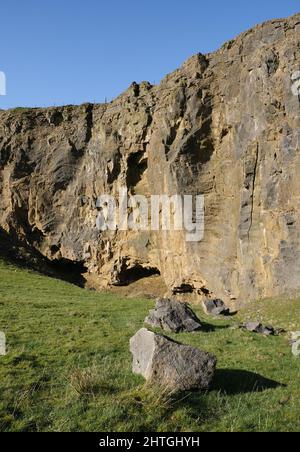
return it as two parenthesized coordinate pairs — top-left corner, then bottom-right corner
(202, 299), (230, 316)
(130, 328), (216, 391)
(145, 298), (202, 333)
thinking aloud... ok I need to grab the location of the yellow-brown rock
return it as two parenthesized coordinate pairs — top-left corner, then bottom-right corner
(1, 14), (300, 304)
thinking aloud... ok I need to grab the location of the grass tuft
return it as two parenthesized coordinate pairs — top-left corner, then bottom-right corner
(68, 365), (115, 398)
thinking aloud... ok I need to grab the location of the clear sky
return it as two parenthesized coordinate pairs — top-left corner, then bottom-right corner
(0, 0), (299, 109)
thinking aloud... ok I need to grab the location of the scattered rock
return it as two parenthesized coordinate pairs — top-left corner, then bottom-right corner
(202, 299), (230, 316)
(145, 298), (202, 333)
(130, 328), (216, 391)
(243, 321), (275, 336)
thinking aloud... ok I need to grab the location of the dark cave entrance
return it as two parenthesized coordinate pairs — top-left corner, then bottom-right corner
(50, 257), (88, 287)
(113, 263), (160, 286)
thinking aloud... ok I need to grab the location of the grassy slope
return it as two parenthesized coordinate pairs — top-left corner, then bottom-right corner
(0, 259), (300, 432)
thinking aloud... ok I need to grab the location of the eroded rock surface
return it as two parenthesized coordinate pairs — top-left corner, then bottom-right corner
(145, 298), (202, 332)
(130, 328), (216, 390)
(1, 14), (300, 303)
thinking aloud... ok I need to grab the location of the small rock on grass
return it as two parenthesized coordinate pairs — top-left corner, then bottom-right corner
(242, 321), (276, 336)
(202, 299), (230, 316)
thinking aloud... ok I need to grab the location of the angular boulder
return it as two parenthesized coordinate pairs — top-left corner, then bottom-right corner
(203, 299), (230, 316)
(130, 328), (217, 391)
(145, 298), (202, 333)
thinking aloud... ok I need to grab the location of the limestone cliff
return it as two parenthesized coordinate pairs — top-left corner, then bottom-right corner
(1, 13), (300, 304)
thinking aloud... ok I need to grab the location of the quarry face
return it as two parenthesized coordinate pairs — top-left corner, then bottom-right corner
(1, 14), (300, 305)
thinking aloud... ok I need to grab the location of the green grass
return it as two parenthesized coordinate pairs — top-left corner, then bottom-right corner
(0, 259), (300, 432)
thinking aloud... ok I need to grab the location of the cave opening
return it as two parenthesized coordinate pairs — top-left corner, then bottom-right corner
(114, 264), (160, 286)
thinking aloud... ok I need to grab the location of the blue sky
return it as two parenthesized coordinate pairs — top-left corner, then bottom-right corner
(0, 0), (299, 109)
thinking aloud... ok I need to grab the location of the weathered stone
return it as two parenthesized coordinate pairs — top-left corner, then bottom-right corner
(243, 321), (275, 336)
(145, 298), (202, 333)
(243, 321), (261, 332)
(130, 328), (216, 391)
(203, 299), (230, 316)
(1, 15), (300, 303)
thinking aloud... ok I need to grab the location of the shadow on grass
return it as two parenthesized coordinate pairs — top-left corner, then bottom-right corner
(200, 321), (231, 332)
(227, 311), (238, 317)
(160, 369), (287, 427)
(212, 369), (286, 395)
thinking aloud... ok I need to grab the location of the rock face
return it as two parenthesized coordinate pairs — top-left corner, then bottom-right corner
(203, 299), (230, 316)
(145, 298), (202, 332)
(130, 328), (216, 390)
(1, 14), (300, 303)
